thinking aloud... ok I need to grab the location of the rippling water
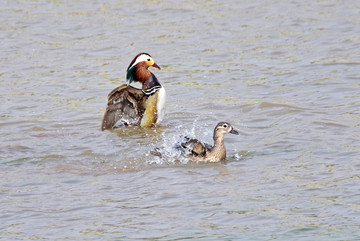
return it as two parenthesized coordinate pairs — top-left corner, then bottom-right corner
(1, 0), (360, 240)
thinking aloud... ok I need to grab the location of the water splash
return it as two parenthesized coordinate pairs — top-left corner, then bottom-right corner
(146, 131), (190, 165)
(231, 150), (252, 162)
(144, 121), (208, 165)
(145, 121), (244, 165)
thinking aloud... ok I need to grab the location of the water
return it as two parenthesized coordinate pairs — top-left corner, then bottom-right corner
(1, 0), (360, 240)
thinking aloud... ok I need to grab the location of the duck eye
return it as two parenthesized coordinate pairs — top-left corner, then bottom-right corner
(223, 124), (228, 128)
(147, 58), (151, 61)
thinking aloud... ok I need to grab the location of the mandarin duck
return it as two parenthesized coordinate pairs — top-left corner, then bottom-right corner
(179, 122), (239, 162)
(101, 53), (166, 130)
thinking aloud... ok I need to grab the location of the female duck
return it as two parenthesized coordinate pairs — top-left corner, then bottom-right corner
(101, 53), (166, 130)
(179, 122), (239, 162)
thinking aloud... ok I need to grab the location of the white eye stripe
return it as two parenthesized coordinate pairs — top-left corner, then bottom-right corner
(129, 54), (152, 69)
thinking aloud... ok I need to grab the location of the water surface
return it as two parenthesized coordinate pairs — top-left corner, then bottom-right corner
(1, 0), (360, 240)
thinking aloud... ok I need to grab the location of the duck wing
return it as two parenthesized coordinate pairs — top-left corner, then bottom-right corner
(101, 84), (148, 130)
(179, 136), (212, 157)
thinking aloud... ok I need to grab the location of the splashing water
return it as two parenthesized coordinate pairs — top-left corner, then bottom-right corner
(145, 120), (247, 165)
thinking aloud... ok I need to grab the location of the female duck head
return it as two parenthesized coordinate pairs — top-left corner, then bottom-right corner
(213, 122), (239, 139)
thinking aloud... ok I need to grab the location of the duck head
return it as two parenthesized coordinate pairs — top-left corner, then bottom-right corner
(214, 122), (239, 139)
(126, 53), (161, 84)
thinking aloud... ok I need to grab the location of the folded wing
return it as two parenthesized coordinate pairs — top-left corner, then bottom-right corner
(101, 84), (147, 130)
(179, 136), (212, 157)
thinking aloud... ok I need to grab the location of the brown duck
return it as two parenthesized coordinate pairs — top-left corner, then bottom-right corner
(179, 122), (239, 162)
(101, 53), (166, 130)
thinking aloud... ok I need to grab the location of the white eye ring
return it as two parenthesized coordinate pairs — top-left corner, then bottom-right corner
(223, 124), (228, 128)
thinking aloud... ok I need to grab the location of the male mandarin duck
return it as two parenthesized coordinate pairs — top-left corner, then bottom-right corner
(101, 53), (166, 130)
(179, 122), (239, 162)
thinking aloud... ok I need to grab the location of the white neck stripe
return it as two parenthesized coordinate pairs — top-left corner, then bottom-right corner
(142, 85), (161, 96)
